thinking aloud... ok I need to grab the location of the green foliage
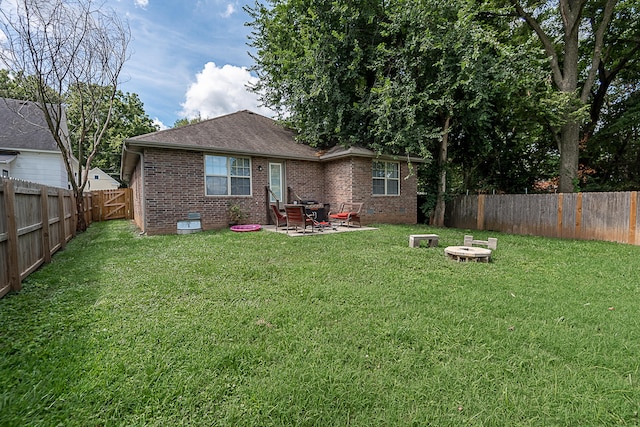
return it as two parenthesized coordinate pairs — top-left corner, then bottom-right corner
(247, 0), (388, 149)
(582, 87), (640, 191)
(1, 220), (640, 425)
(228, 203), (247, 223)
(173, 116), (203, 128)
(0, 70), (62, 103)
(248, 0), (640, 195)
(65, 85), (158, 175)
(247, 0), (562, 195)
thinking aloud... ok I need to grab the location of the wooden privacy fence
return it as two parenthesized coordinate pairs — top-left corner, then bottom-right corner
(446, 191), (640, 245)
(0, 180), (130, 298)
(1, 178), (77, 298)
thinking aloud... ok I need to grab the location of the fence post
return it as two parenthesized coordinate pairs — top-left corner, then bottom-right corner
(3, 179), (21, 292)
(477, 194), (485, 230)
(557, 193), (564, 239)
(41, 187), (51, 263)
(575, 192), (583, 239)
(629, 192), (637, 245)
(58, 189), (67, 249)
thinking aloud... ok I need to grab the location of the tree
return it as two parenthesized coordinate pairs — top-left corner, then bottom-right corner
(0, 0), (130, 231)
(505, 0), (619, 192)
(66, 88), (158, 176)
(581, 83), (640, 190)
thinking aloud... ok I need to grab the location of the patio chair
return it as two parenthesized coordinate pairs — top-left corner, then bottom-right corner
(269, 204), (288, 230)
(284, 204), (314, 234)
(329, 202), (363, 227)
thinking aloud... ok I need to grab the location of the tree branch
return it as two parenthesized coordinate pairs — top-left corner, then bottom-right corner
(510, 0), (564, 87)
(580, 0), (618, 103)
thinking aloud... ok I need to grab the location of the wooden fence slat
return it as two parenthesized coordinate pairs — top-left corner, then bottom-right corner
(3, 179), (21, 292)
(58, 188), (67, 249)
(575, 192), (583, 240)
(41, 187), (51, 263)
(556, 193), (563, 239)
(629, 192), (637, 245)
(477, 194), (485, 230)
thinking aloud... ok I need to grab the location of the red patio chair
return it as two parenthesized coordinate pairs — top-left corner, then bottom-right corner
(270, 204), (288, 230)
(284, 204), (314, 234)
(329, 202), (363, 227)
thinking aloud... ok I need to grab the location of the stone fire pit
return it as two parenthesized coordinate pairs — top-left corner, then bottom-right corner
(444, 246), (492, 262)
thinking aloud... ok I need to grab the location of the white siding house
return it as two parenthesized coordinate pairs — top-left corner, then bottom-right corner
(0, 98), (77, 189)
(86, 167), (120, 191)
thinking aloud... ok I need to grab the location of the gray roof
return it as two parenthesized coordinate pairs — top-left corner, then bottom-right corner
(127, 110), (319, 159)
(0, 98), (65, 152)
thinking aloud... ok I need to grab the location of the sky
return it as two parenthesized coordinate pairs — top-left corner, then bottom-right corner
(109, 0), (275, 129)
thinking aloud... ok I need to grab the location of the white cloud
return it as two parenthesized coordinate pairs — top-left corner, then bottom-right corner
(221, 4), (235, 18)
(180, 62), (273, 120)
(153, 117), (168, 131)
(134, 0), (149, 8)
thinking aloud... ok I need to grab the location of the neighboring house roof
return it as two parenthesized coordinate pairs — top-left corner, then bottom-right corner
(121, 110), (425, 182)
(0, 98), (69, 152)
(0, 150), (19, 164)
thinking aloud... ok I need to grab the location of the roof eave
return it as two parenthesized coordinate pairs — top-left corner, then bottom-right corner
(319, 147), (426, 163)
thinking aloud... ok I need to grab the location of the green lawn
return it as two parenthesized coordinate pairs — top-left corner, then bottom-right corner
(1, 220), (639, 426)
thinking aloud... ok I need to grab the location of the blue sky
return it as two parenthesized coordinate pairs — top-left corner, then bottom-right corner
(110, 0), (274, 129)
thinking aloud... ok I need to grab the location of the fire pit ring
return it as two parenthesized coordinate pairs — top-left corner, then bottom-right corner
(444, 246), (492, 262)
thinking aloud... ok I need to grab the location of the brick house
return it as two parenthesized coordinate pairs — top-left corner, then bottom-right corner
(121, 110), (424, 235)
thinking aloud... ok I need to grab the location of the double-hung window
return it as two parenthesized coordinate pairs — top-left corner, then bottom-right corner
(372, 161), (399, 195)
(205, 155), (251, 196)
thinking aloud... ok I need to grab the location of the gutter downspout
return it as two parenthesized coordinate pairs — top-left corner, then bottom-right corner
(123, 143), (146, 235)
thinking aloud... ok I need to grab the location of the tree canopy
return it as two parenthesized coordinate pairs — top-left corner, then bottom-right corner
(248, 0), (640, 204)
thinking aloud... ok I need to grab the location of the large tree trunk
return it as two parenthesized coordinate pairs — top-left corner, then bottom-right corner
(558, 120), (580, 193)
(432, 114), (451, 227)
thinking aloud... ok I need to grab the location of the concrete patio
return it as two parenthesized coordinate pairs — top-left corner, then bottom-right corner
(261, 224), (378, 237)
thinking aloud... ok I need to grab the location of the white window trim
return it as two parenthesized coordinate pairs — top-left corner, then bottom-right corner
(204, 154), (253, 196)
(372, 161), (400, 196)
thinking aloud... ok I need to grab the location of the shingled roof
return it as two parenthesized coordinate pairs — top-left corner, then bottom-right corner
(0, 98), (65, 152)
(127, 110), (318, 159)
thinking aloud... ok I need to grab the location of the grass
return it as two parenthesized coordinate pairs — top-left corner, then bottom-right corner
(1, 220), (640, 426)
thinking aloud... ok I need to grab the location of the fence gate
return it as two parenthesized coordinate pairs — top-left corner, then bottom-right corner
(91, 189), (133, 222)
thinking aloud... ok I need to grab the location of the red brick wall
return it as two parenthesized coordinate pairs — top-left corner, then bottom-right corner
(353, 158), (417, 224)
(324, 157), (417, 225)
(324, 158), (353, 211)
(284, 160), (325, 203)
(133, 148), (417, 235)
(137, 149), (327, 234)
